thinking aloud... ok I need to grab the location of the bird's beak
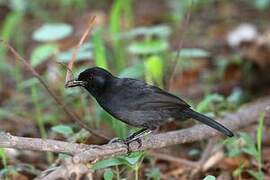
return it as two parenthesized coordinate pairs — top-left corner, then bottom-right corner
(65, 79), (86, 88)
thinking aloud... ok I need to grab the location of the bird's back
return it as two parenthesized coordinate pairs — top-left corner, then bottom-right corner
(95, 78), (190, 129)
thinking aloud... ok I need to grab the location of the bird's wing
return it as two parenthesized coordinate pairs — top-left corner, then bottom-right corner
(119, 78), (190, 111)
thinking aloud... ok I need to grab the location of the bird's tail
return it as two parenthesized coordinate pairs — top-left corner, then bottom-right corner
(183, 108), (234, 137)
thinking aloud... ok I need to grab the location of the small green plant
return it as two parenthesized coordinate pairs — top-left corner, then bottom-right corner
(223, 112), (265, 180)
(196, 90), (247, 116)
(145, 167), (161, 180)
(248, 112), (265, 180)
(31, 85), (53, 163)
(92, 151), (145, 180)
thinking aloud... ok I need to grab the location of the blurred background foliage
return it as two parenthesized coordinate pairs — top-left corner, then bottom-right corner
(0, 0), (270, 179)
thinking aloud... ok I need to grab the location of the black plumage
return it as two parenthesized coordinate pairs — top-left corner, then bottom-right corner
(66, 67), (234, 142)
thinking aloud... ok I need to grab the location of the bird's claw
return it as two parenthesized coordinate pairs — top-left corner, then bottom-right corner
(124, 137), (142, 153)
(108, 129), (151, 152)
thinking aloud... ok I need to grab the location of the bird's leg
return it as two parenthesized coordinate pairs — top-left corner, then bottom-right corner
(123, 128), (152, 151)
(124, 128), (151, 143)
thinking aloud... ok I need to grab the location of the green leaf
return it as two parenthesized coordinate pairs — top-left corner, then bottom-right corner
(103, 170), (114, 180)
(0, 11), (22, 57)
(119, 62), (145, 78)
(51, 125), (74, 137)
(256, 112), (265, 175)
(203, 175), (216, 180)
(93, 152), (144, 170)
(196, 94), (224, 113)
(117, 152), (144, 168)
(257, 112), (265, 160)
(145, 55), (164, 87)
(31, 44), (58, 67)
(57, 43), (92, 62)
(178, 48), (210, 58)
(110, 0), (126, 35)
(120, 25), (171, 39)
(32, 23), (73, 42)
(92, 158), (122, 170)
(92, 28), (108, 69)
(0, 12), (23, 40)
(254, 0), (270, 10)
(239, 132), (255, 147)
(69, 129), (90, 143)
(128, 40), (168, 55)
(247, 170), (264, 180)
(227, 88), (244, 104)
(228, 148), (242, 157)
(242, 147), (258, 157)
(109, 0), (128, 71)
(118, 154), (141, 166)
(0, 148), (7, 166)
(223, 135), (243, 157)
(145, 167), (161, 180)
(10, 0), (27, 12)
(239, 132), (258, 157)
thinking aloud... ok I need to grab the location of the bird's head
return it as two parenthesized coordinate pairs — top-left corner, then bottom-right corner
(66, 67), (113, 95)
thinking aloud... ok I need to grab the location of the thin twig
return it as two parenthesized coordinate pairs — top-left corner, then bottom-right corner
(65, 16), (96, 84)
(189, 139), (217, 177)
(56, 62), (75, 79)
(36, 159), (93, 180)
(198, 139), (217, 166)
(149, 151), (198, 168)
(0, 39), (109, 140)
(168, 1), (193, 90)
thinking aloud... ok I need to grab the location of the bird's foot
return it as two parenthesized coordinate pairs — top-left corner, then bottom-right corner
(123, 136), (142, 153)
(107, 136), (142, 153)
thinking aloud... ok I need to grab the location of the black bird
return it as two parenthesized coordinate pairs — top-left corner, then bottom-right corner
(66, 67), (234, 144)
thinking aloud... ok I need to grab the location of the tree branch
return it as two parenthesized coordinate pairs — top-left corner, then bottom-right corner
(168, 1), (193, 90)
(0, 97), (269, 164)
